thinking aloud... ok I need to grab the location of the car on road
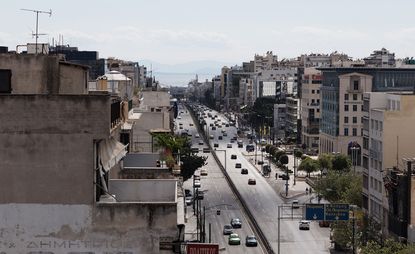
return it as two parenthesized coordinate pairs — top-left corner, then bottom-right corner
(231, 154), (237, 159)
(185, 189), (191, 197)
(257, 160), (264, 165)
(245, 235), (258, 247)
(223, 132), (228, 137)
(209, 135), (214, 139)
(237, 141), (243, 148)
(177, 116), (182, 119)
(241, 168), (248, 174)
(223, 224), (233, 235)
(194, 180), (201, 188)
(292, 199), (300, 209)
(225, 124), (230, 127)
(198, 140), (204, 145)
(211, 126), (216, 130)
(185, 196), (193, 206)
(230, 218), (242, 228)
(193, 175), (200, 180)
(200, 169), (208, 176)
(189, 123), (193, 126)
(280, 174), (290, 180)
(214, 143), (219, 148)
(299, 220), (311, 230)
(235, 163), (242, 168)
(246, 144), (255, 152)
(179, 126), (183, 129)
(319, 221), (331, 227)
(195, 134), (200, 138)
(227, 143), (232, 148)
(248, 178), (256, 185)
(218, 136), (223, 140)
(228, 233), (241, 245)
(203, 147), (210, 153)
(195, 189), (204, 200)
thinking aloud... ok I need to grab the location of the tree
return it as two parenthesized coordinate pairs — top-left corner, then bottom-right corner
(298, 157), (319, 177)
(318, 153), (333, 175)
(248, 97), (275, 130)
(360, 239), (415, 254)
(269, 145), (277, 156)
(294, 149), (303, 159)
(279, 154), (289, 165)
(332, 153), (352, 171)
(265, 144), (272, 153)
(180, 154), (208, 181)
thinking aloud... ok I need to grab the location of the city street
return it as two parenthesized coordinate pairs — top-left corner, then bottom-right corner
(192, 105), (331, 254)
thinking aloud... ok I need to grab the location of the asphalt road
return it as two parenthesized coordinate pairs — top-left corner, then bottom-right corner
(191, 105), (331, 254)
(176, 105), (264, 254)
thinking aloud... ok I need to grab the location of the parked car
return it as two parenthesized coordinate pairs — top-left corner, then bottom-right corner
(245, 235), (258, 247)
(203, 147), (210, 153)
(195, 189), (204, 200)
(185, 196), (193, 206)
(248, 178), (256, 185)
(241, 168), (248, 174)
(227, 143), (232, 148)
(235, 163), (242, 168)
(200, 169), (208, 176)
(299, 220), (311, 230)
(194, 180), (201, 188)
(228, 233), (241, 245)
(231, 154), (237, 159)
(246, 144), (255, 152)
(223, 224), (233, 235)
(230, 218), (242, 228)
(198, 140), (204, 145)
(209, 135), (214, 139)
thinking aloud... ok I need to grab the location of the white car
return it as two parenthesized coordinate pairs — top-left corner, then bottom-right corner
(194, 180), (201, 188)
(299, 220), (311, 230)
(195, 134), (200, 138)
(177, 116), (182, 119)
(227, 144), (232, 148)
(200, 169), (208, 176)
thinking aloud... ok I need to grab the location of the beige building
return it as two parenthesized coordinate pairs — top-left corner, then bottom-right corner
(0, 53), (182, 253)
(301, 68), (322, 153)
(320, 72), (373, 166)
(362, 92), (415, 238)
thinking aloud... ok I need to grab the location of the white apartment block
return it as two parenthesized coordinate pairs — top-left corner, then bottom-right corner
(254, 51), (278, 72)
(362, 92), (415, 235)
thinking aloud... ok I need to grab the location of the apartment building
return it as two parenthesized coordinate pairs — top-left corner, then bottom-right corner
(254, 51), (279, 72)
(319, 67), (415, 171)
(301, 68), (322, 153)
(239, 77), (255, 107)
(274, 103), (287, 141)
(362, 92), (415, 240)
(0, 52), (181, 253)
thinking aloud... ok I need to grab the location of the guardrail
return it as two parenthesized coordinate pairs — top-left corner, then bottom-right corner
(186, 104), (275, 254)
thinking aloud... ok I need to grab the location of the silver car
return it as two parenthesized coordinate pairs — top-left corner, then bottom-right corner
(223, 224), (233, 235)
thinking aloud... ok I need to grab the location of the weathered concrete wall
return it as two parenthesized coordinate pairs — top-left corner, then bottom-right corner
(109, 179), (177, 202)
(59, 63), (88, 94)
(0, 94), (110, 204)
(132, 112), (169, 152)
(0, 54), (87, 95)
(0, 203), (178, 254)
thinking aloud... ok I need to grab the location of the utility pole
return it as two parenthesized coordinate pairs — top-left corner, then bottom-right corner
(21, 8), (52, 54)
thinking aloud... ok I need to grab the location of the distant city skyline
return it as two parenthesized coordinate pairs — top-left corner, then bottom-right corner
(2, 0), (415, 67)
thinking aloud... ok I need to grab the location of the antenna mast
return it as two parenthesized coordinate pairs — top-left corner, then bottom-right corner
(21, 8), (52, 54)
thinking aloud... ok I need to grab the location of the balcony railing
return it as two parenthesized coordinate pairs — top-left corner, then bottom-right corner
(111, 99), (121, 128)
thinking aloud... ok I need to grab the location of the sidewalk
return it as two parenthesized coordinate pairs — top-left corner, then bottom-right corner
(243, 152), (312, 200)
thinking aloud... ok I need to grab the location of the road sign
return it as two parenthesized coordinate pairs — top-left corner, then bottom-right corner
(187, 243), (219, 254)
(325, 204), (350, 221)
(305, 204), (325, 220)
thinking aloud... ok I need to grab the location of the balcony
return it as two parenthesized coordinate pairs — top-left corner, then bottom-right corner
(111, 98), (121, 128)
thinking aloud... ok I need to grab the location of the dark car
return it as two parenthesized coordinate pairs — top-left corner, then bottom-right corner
(230, 218), (242, 228)
(231, 154), (237, 159)
(241, 168), (248, 174)
(214, 143), (219, 148)
(218, 136), (223, 140)
(280, 174), (290, 180)
(248, 178), (256, 185)
(257, 160), (264, 165)
(245, 235), (258, 247)
(235, 163), (242, 168)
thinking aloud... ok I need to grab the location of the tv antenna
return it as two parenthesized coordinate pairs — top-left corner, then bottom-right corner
(21, 8), (52, 54)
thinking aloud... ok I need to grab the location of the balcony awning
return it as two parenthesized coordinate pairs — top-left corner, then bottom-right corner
(99, 137), (127, 172)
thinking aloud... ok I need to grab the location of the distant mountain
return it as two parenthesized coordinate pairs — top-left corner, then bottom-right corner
(139, 59), (234, 75)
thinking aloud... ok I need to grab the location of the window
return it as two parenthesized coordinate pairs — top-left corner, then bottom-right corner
(353, 117), (357, 123)
(361, 117), (364, 123)
(317, 109), (320, 113)
(0, 69), (12, 93)
(353, 94), (358, 100)
(344, 117), (349, 123)
(380, 122), (383, 131)
(361, 105), (364, 111)
(353, 80), (359, 90)
(345, 105), (349, 111)
(344, 128), (349, 136)
(344, 94), (349, 101)
(352, 128), (357, 136)
(312, 90), (315, 94)
(317, 90), (320, 94)
(353, 105), (357, 111)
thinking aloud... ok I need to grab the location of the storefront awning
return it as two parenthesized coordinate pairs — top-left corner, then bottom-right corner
(99, 137), (127, 172)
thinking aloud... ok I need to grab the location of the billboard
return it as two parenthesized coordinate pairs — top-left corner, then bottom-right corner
(186, 243), (219, 254)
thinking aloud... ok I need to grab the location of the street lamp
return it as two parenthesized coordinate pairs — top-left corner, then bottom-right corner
(202, 204), (233, 243)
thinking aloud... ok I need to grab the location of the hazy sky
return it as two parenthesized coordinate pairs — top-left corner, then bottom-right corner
(2, 0), (415, 65)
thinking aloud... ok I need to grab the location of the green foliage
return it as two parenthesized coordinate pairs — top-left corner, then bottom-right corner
(298, 157), (319, 177)
(269, 146), (278, 157)
(279, 154), (289, 165)
(332, 153), (352, 171)
(360, 239), (415, 254)
(315, 171), (362, 205)
(180, 154), (208, 181)
(318, 153), (333, 173)
(248, 97), (275, 130)
(273, 150), (285, 161)
(294, 149), (303, 158)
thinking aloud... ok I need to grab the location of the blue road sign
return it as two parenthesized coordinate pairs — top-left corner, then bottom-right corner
(305, 204), (325, 220)
(325, 204), (349, 221)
